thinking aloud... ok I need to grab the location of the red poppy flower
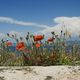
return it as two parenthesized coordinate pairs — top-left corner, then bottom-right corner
(35, 42), (41, 48)
(16, 42), (25, 51)
(6, 41), (13, 46)
(36, 43), (41, 48)
(33, 35), (44, 41)
(47, 37), (55, 42)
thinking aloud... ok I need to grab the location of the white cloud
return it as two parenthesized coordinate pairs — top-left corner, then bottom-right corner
(1, 16), (80, 39)
(0, 17), (49, 28)
(40, 17), (80, 37)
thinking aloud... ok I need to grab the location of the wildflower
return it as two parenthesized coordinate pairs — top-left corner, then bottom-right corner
(25, 32), (30, 40)
(61, 30), (63, 34)
(7, 33), (10, 37)
(28, 32), (30, 35)
(20, 37), (23, 41)
(36, 42), (41, 48)
(32, 42), (35, 46)
(33, 35), (44, 41)
(6, 41), (13, 46)
(26, 35), (29, 40)
(1, 39), (4, 43)
(51, 31), (55, 35)
(16, 42), (25, 51)
(47, 37), (55, 42)
(16, 39), (19, 43)
(12, 33), (17, 39)
(12, 34), (14, 38)
(30, 34), (33, 38)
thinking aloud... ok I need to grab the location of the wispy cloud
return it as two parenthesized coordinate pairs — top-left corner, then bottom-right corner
(40, 17), (80, 37)
(1, 16), (80, 38)
(0, 17), (49, 28)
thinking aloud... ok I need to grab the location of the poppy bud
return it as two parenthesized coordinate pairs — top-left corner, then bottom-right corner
(26, 36), (28, 40)
(7, 33), (10, 37)
(1, 39), (4, 43)
(28, 32), (30, 35)
(51, 31), (55, 35)
(61, 30), (63, 33)
(12, 35), (14, 38)
(16, 39), (19, 42)
(20, 37), (23, 40)
(30, 34), (33, 38)
(32, 42), (35, 45)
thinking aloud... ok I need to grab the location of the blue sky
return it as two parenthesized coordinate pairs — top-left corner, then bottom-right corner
(0, 0), (80, 33)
